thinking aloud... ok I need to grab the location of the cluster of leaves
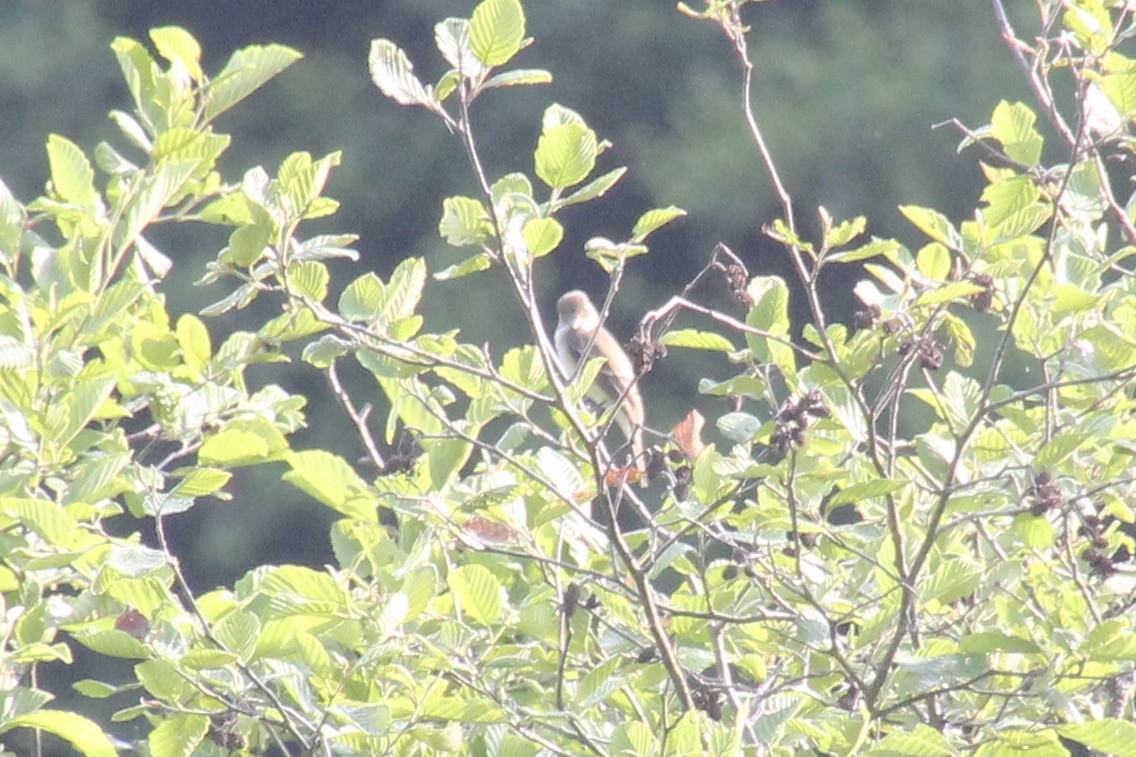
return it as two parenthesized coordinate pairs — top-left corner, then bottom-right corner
(4, 0), (1136, 755)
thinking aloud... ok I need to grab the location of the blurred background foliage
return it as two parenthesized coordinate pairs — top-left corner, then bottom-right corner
(0, 0), (1031, 585)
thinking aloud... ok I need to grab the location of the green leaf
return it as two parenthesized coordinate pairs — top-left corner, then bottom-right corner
(198, 429), (270, 466)
(483, 68), (553, 89)
(827, 478), (905, 506)
(107, 545), (167, 577)
(0, 178), (25, 256)
(941, 372), (981, 428)
(1036, 428), (1090, 468)
(1050, 283), (1100, 313)
(470, 0), (525, 67)
(368, 39), (433, 108)
(535, 120), (598, 190)
(135, 660), (195, 702)
(611, 720), (656, 757)
(1013, 513), (1055, 549)
(0, 710), (117, 757)
(576, 656), (625, 706)
(149, 26), (203, 82)
(989, 100), (1043, 166)
(283, 449), (377, 521)
(583, 237), (648, 273)
(439, 195), (493, 247)
(176, 313), (211, 370)
(717, 412), (761, 443)
(148, 713), (209, 757)
(287, 260), (330, 301)
(874, 724), (953, 756)
(825, 237), (902, 264)
(631, 205), (686, 242)
(0, 498), (80, 547)
(172, 467), (231, 497)
(557, 166), (627, 209)
(383, 257), (427, 321)
(958, 632), (1042, 654)
(46, 134), (98, 209)
(447, 564), (503, 625)
(941, 311), (975, 368)
(435, 253), (492, 280)
(659, 329), (735, 352)
(981, 174), (1039, 227)
(224, 223), (269, 267)
(110, 37), (159, 128)
(916, 280), (985, 307)
(745, 276), (794, 373)
(916, 243), (951, 282)
(213, 609), (261, 662)
(339, 272), (385, 321)
(824, 214), (867, 248)
(1058, 721), (1136, 757)
(900, 205), (963, 250)
(435, 18), (484, 79)
(522, 217), (563, 257)
(72, 680), (126, 699)
(205, 43), (302, 120)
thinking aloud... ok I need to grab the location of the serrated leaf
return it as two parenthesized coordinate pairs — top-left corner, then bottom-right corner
(990, 100), (1043, 166)
(172, 468), (231, 497)
(631, 206), (686, 242)
(916, 280), (985, 306)
(1013, 513), (1055, 549)
(941, 311), (975, 368)
(283, 449), (377, 521)
(223, 223), (269, 267)
(339, 272), (385, 321)
(2, 710), (116, 757)
(535, 121), (597, 190)
(470, 0), (525, 67)
(874, 724), (953, 756)
(205, 43), (302, 120)
(827, 478), (905, 506)
(557, 166), (626, 209)
(46, 134), (98, 209)
(368, 39), (433, 108)
(435, 18), (484, 79)
(447, 564), (503, 625)
(824, 215), (867, 248)
(439, 195), (492, 247)
(148, 713), (208, 757)
(522, 217), (563, 257)
(286, 260), (329, 301)
(135, 660), (195, 702)
(1058, 721), (1136, 757)
(213, 610), (260, 662)
(659, 329), (734, 351)
(149, 26), (203, 82)
(198, 429), (270, 465)
(483, 68), (552, 89)
(435, 253), (492, 280)
(958, 632), (1042, 654)
(916, 243), (951, 282)
(825, 237), (902, 264)
(900, 205), (963, 250)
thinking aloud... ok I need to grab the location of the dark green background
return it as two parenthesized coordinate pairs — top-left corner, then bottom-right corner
(0, 1), (1031, 585)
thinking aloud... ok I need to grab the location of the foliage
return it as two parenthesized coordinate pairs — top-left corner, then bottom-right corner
(3, 1), (1136, 755)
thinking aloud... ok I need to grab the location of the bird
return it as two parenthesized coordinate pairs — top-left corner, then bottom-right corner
(553, 290), (646, 479)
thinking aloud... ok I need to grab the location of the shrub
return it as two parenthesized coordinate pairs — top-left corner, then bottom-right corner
(2, 1), (1136, 755)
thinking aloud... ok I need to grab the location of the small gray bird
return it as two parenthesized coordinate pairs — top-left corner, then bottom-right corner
(554, 290), (646, 476)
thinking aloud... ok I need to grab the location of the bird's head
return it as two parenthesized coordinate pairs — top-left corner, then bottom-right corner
(556, 290), (600, 329)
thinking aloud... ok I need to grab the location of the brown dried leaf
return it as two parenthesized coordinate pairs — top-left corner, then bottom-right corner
(464, 516), (522, 544)
(672, 409), (707, 461)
